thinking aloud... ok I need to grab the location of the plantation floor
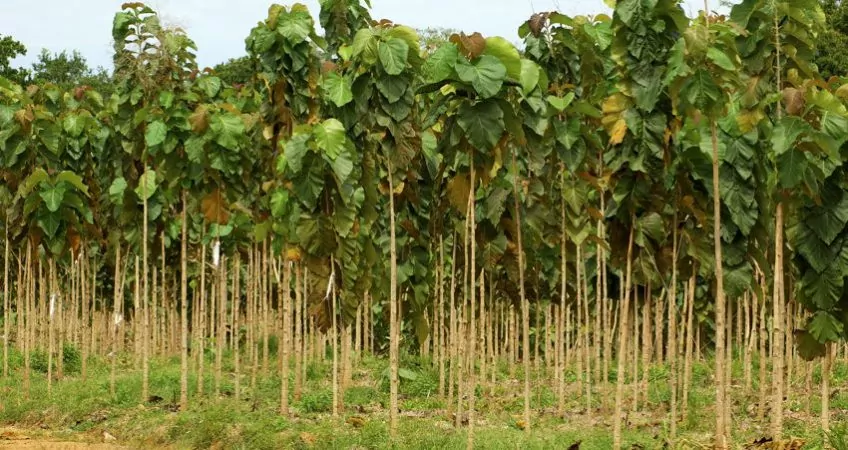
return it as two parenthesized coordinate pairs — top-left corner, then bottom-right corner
(0, 353), (845, 449)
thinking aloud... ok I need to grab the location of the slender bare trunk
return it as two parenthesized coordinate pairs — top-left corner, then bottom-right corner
(822, 343), (832, 433)
(771, 203), (785, 439)
(387, 157), (400, 435)
(512, 147), (530, 433)
(711, 117), (728, 448)
(3, 228), (10, 378)
(294, 263), (303, 401)
(613, 223), (635, 449)
(682, 272), (695, 422)
(280, 258), (291, 416)
(180, 194), (189, 409)
(669, 211), (679, 440)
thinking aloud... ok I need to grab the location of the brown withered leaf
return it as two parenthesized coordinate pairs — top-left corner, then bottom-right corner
(201, 189), (229, 224)
(783, 87), (805, 116)
(450, 32), (486, 59)
(528, 13), (549, 37)
(189, 105), (209, 133)
(446, 173), (471, 213)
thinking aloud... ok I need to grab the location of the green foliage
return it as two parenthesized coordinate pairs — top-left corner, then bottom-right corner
(212, 56), (254, 86)
(29, 49), (111, 93)
(0, 34), (29, 84)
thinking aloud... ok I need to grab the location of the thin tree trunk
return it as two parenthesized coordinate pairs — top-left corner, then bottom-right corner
(743, 291), (752, 393)
(387, 157), (400, 435)
(215, 253), (225, 397)
(682, 272), (695, 423)
(331, 260), (339, 417)
(558, 169), (567, 418)
(142, 174), (150, 403)
(198, 242), (207, 397)
(822, 342), (832, 433)
(512, 147), (530, 433)
(180, 194), (189, 410)
(711, 117), (728, 449)
(3, 228), (10, 379)
(757, 268), (768, 422)
(280, 258), (291, 416)
(771, 203), (785, 439)
(234, 255), (241, 402)
(438, 235), (446, 398)
(669, 211), (679, 441)
(613, 223), (635, 450)
(294, 263), (303, 401)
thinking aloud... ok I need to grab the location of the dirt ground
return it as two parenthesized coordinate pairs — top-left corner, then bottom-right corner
(0, 429), (129, 449)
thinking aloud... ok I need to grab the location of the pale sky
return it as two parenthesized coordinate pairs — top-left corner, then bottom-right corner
(3, 0), (709, 71)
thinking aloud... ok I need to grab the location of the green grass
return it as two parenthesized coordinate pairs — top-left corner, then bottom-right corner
(0, 347), (844, 449)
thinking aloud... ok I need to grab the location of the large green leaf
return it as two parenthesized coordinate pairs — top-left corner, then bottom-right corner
(809, 311), (844, 343)
(375, 75), (409, 104)
(145, 120), (167, 148)
(331, 152), (354, 185)
(39, 184), (67, 213)
(314, 119), (347, 159)
(209, 113), (245, 151)
(378, 38), (409, 76)
(457, 100), (504, 151)
(772, 116), (812, 156)
(423, 44), (458, 83)
(19, 169), (49, 196)
(482, 36), (521, 81)
(680, 68), (722, 113)
(37, 210), (61, 238)
(197, 76), (222, 98)
(109, 177), (127, 205)
(352, 28), (378, 65)
(56, 171), (89, 196)
(277, 5), (313, 43)
(39, 124), (61, 155)
(322, 72), (353, 107)
(455, 55), (507, 99)
(135, 169), (158, 201)
(284, 133), (311, 174)
(63, 113), (86, 138)
(270, 189), (290, 218)
(519, 59), (541, 95)
(777, 148), (807, 189)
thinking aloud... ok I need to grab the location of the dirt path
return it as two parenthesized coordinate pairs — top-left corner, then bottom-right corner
(0, 429), (130, 449)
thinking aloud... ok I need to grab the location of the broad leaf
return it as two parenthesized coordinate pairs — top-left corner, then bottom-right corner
(209, 113), (245, 151)
(455, 55), (507, 99)
(145, 120), (167, 148)
(109, 177), (127, 205)
(809, 311), (844, 343)
(482, 36), (521, 81)
(135, 169), (158, 201)
(457, 100), (504, 151)
(314, 119), (347, 159)
(378, 38), (409, 76)
(39, 184), (67, 213)
(322, 72), (354, 107)
(424, 44), (458, 82)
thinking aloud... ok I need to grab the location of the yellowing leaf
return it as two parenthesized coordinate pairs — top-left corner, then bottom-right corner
(609, 119), (627, 146)
(736, 109), (764, 133)
(263, 125), (275, 141)
(836, 83), (848, 100)
(489, 145), (503, 178)
(602, 93), (628, 115)
(393, 181), (405, 195)
(285, 247), (302, 262)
